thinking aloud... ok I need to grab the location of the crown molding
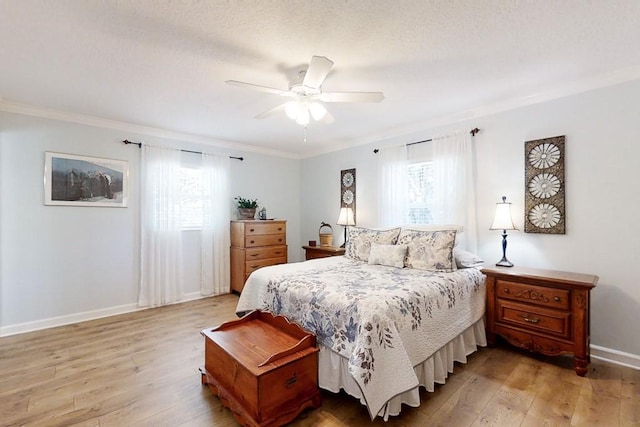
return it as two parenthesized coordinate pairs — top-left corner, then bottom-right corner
(299, 65), (640, 159)
(0, 100), (301, 160)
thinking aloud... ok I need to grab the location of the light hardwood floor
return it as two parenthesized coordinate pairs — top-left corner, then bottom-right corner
(1, 295), (638, 427)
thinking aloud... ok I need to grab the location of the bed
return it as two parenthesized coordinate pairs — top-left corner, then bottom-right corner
(235, 226), (487, 420)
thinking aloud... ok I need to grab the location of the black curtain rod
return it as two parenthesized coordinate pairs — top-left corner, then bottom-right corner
(373, 127), (480, 154)
(122, 140), (244, 161)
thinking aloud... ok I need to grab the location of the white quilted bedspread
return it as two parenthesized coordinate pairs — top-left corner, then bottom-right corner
(236, 256), (485, 419)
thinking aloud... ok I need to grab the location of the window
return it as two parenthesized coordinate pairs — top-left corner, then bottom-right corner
(407, 161), (433, 224)
(180, 166), (203, 229)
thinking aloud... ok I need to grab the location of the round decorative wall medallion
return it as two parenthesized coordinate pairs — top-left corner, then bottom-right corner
(528, 142), (561, 169)
(528, 173), (561, 199)
(342, 189), (354, 205)
(342, 172), (354, 188)
(528, 203), (561, 229)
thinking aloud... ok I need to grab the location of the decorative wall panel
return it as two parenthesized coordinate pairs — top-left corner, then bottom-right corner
(524, 136), (565, 234)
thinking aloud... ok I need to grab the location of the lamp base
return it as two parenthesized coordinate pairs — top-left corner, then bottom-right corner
(496, 258), (514, 267)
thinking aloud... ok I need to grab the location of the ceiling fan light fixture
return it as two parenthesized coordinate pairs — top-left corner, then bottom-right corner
(308, 102), (327, 120)
(295, 106), (310, 126)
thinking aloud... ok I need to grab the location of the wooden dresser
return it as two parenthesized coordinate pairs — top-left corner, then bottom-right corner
(482, 266), (598, 376)
(230, 220), (287, 293)
(302, 245), (345, 260)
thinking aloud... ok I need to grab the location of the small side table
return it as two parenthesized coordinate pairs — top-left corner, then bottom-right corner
(302, 245), (345, 260)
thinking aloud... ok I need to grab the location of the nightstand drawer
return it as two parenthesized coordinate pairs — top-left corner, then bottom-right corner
(245, 246), (287, 260)
(497, 299), (571, 338)
(497, 279), (570, 310)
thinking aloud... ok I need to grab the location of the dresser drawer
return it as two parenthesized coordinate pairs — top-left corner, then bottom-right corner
(245, 246), (287, 261)
(497, 299), (571, 339)
(497, 279), (570, 310)
(245, 257), (287, 276)
(245, 234), (286, 247)
(244, 222), (286, 235)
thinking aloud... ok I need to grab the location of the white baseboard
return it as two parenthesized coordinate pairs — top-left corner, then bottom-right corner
(0, 291), (205, 337)
(591, 344), (640, 370)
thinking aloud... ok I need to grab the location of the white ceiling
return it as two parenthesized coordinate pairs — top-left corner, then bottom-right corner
(2, 1), (640, 158)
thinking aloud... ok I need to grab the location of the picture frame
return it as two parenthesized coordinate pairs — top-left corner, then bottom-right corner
(44, 152), (129, 207)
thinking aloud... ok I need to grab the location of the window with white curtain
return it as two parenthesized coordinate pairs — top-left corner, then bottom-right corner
(407, 161), (433, 224)
(180, 166), (203, 229)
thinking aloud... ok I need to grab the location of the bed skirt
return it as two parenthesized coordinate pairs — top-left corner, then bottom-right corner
(318, 317), (487, 421)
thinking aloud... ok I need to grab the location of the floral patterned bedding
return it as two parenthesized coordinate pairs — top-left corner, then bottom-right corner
(236, 256), (486, 419)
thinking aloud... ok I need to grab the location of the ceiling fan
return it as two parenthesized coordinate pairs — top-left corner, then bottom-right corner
(226, 56), (384, 126)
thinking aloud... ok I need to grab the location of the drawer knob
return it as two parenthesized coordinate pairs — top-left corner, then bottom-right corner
(250, 253), (258, 257)
(518, 313), (541, 324)
(278, 238), (282, 242)
(554, 296), (561, 302)
(250, 265), (258, 269)
(250, 228), (255, 232)
(504, 288), (510, 294)
(278, 227), (282, 231)
(250, 240), (255, 244)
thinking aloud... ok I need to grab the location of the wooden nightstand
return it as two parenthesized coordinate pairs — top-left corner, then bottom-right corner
(482, 265), (598, 376)
(302, 245), (345, 260)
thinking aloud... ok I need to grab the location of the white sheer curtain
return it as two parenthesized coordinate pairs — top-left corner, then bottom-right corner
(200, 153), (230, 296)
(139, 144), (184, 307)
(431, 131), (478, 253)
(378, 144), (409, 227)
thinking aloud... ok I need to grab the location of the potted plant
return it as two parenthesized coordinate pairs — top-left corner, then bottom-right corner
(235, 196), (259, 219)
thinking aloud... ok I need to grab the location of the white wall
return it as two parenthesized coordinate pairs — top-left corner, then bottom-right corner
(0, 112), (300, 333)
(300, 79), (640, 359)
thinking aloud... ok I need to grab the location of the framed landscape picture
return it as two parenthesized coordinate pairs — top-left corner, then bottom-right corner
(44, 152), (129, 207)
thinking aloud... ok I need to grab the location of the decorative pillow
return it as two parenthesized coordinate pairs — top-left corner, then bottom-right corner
(396, 229), (457, 271)
(345, 227), (401, 262)
(401, 224), (463, 247)
(368, 243), (407, 268)
(454, 248), (484, 268)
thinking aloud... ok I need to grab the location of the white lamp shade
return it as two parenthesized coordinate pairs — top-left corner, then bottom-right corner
(295, 106), (310, 125)
(336, 207), (355, 226)
(490, 198), (517, 230)
(285, 101), (299, 120)
(308, 102), (327, 120)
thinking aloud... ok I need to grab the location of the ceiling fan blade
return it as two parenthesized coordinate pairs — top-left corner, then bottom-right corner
(320, 91), (385, 103)
(226, 80), (289, 96)
(302, 56), (334, 89)
(255, 103), (287, 119)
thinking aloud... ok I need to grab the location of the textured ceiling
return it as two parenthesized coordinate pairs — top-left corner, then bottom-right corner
(2, 1), (640, 157)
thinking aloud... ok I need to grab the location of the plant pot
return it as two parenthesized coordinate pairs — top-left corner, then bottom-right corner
(238, 208), (256, 219)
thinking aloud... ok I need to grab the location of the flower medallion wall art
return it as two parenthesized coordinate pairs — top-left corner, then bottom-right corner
(524, 136), (565, 234)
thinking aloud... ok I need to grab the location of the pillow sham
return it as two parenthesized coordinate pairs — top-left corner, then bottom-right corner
(453, 248), (484, 268)
(345, 226), (401, 262)
(396, 229), (457, 272)
(368, 243), (407, 268)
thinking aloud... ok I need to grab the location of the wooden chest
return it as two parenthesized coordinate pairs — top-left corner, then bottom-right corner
(230, 220), (287, 293)
(201, 310), (321, 426)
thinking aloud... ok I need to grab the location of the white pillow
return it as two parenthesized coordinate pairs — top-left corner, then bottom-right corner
(368, 243), (407, 268)
(453, 248), (484, 268)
